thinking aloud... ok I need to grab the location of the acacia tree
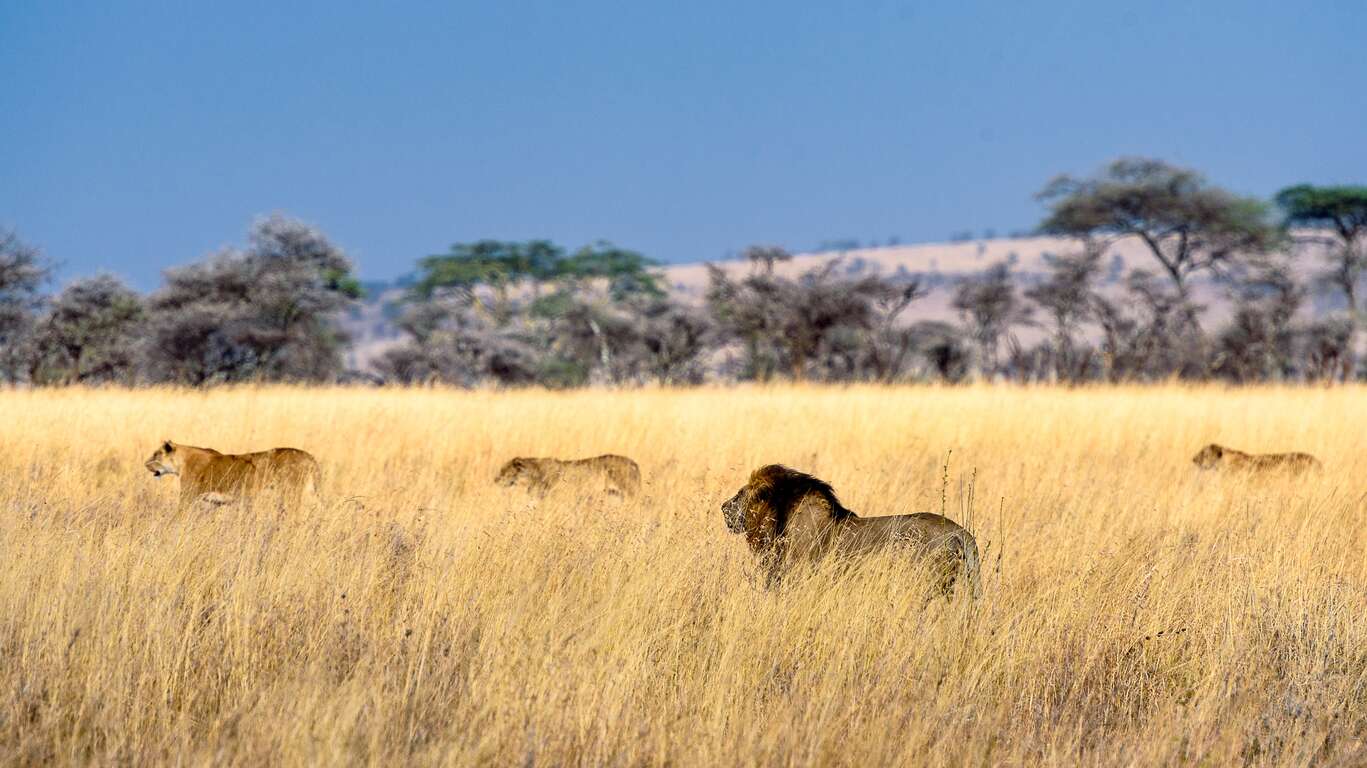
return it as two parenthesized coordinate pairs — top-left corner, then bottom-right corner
(29, 275), (145, 385)
(706, 247), (900, 382)
(556, 242), (664, 300)
(1277, 184), (1367, 374)
(908, 320), (971, 382)
(400, 239), (567, 384)
(952, 261), (1032, 377)
(415, 240), (565, 325)
(779, 265), (885, 381)
(1025, 248), (1103, 381)
(1212, 262), (1305, 383)
(0, 229), (51, 381)
(526, 245), (672, 386)
(704, 247), (789, 381)
(527, 242), (669, 385)
(144, 215), (361, 384)
(632, 298), (712, 385)
(376, 300), (542, 386)
(856, 280), (928, 381)
(395, 239), (668, 387)
(1089, 268), (1220, 382)
(1039, 158), (1280, 330)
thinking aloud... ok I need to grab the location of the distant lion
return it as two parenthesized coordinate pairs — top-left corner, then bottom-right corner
(721, 464), (980, 594)
(1191, 443), (1321, 474)
(495, 455), (641, 497)
(144, 440), (321, 509)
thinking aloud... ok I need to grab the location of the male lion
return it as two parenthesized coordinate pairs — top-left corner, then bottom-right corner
(1191, 443), (1321, 474)
(721, 464), (981, 595)
(144, 440), (321, 509)
(495, 455), (641, 497)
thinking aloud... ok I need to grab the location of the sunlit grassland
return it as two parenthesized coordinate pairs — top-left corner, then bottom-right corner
(1, 384), (1364, 766)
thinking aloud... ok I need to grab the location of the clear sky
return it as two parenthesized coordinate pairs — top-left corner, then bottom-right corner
(3, 0), (1364, 289)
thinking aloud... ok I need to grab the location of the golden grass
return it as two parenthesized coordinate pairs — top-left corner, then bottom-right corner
(1, 384), (1364, 766)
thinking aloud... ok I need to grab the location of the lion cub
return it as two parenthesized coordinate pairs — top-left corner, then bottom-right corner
(1191, 443), (1320, 474)
(145, 440), (321, 509)
(495, 455), (641, 497)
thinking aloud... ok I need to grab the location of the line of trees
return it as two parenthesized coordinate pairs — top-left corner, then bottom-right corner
(0, 215), (361, 386)
(2, 158), (1365, 387)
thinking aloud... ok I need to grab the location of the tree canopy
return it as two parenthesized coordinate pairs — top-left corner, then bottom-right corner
(1276, 184), (1367, 244)
(1039, 158), (1280, 293)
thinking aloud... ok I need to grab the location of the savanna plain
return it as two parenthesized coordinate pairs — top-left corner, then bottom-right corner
(1, 385), (1365, 767)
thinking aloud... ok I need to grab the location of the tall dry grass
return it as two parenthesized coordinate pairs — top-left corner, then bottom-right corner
(0, 384), (1364, 766)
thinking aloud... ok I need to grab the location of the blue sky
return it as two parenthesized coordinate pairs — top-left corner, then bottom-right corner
(3, 0), (1364, 289)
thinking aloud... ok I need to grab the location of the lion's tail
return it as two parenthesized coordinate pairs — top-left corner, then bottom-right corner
(960, 532), (982, 599)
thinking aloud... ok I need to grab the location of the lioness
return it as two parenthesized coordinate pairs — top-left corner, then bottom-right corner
(495, 455), (641, 497)
(1191, 443), (1320, 474)
(721, 464), (981, 595)
(145, 440), (321, 509)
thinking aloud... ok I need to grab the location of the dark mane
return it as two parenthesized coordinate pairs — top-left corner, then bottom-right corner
(748, 464), (855, 538)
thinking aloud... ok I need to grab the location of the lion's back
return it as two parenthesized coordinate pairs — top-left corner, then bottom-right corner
(1228, 450), (1320, 473)
(835, 512), (980, 594)
(193, 448), (319, 495)
(534, 455), (641, 495)
(252, 448), (321, 488)
(1246, 451), (1320, 472)
(579, 454), (641, 494)
(189, 453), (257, 493)
(851, 512), (974, 553)
(254, 447), (319, 472)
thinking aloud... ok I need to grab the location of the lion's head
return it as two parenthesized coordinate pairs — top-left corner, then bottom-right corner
(495, 458), (538, 488)
(145, 440), (180, 478)
(721, 464), (851, 552)
(1192, 443), (1225, 469)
